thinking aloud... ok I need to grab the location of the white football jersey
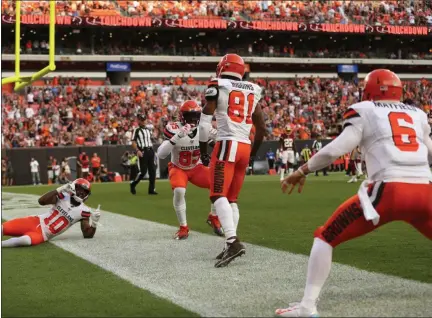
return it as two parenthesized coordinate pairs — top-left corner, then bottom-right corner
(343, 100), (432, 182)
(38, 192), (91, 240)
(164, 122), (216, 170)
(205, 78), (262, 144)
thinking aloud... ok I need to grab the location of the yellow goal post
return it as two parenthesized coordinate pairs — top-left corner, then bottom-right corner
(1, 0), (56, 91)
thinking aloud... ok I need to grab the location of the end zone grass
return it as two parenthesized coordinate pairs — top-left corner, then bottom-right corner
(2, 174), (431, 317)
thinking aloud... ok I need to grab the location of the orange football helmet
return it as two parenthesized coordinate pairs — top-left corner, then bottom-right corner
(216, 54), (245, 80)
(72, 178), (91, 203)
(362, 69), (402, 102)
(179, 100), (202, 127)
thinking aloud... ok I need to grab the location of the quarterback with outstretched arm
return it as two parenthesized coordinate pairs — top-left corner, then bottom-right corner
(157, 100), (223, 240)
(2, 178), (100, 247)
(199, 53), (267, 268)
(275, 69), (432, 317)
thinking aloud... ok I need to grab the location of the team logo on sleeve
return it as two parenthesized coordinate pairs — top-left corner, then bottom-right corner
(205, 87), (218, 97)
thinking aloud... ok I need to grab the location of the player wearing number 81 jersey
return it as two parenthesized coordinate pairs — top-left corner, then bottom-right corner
(157, 100), (223, 240)
(276, 69), (432, 317)
(199, 53), (267, 268)
(2, 178), (100, 247)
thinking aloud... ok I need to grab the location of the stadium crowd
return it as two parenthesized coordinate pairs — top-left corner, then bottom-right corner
(2, 76), (431, 149)
(4, 28), (431, 60)
(2, 0), (431, 25)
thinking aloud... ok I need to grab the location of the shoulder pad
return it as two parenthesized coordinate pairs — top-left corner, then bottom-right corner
(207, 78), (219, 88)
(57, 192), (68, 200)
(343, 107), (361, 121)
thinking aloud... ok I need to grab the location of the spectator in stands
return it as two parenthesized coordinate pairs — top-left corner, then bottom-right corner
(30, 157), (41, 185)
(78, 151), (90, 179)
(121, 151), (131, 182)
(61, 157), (71, 181)
(91, 152), (101, 182)
(2, 159), (7, 186)
(266, 149), (275, 170)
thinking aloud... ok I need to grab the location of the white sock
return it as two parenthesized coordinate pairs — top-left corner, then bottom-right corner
(173, 187), (187, 226)
(210, 204), (216, 216)
(230, 203), (240, 231)
(301, 238), (333, 310)
(288, 168), (294, 174)
(2, 235), (32, 247)
(280, 168), (285, 180)
(214, 197), (235, 240)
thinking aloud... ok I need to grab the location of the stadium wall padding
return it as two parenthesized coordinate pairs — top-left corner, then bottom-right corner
(4, 140), (331, 185)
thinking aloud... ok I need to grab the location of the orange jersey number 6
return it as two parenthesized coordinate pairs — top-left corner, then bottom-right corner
(388, 112), (419, 152)
(228, 90), (254, 124)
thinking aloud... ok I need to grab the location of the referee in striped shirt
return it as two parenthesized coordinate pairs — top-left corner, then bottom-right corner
(130, 113), (157, 195)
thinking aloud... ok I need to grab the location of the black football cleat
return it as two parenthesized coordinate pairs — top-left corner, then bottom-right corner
(214, 239), (245, 268)
(215, 247), (226, 260)
(148, 191), (158, 195)
(130, 183), (136, 195)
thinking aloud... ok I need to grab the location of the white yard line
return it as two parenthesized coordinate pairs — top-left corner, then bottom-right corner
(2, 193), (432, 317)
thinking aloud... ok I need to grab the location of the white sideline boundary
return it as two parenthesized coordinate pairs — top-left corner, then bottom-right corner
(2, 193), (432, 317)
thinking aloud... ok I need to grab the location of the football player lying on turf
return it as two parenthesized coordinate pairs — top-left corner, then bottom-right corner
(275, 69), (432, 317)
(2, 178), (100, 247)
(157, 100), (224, 240)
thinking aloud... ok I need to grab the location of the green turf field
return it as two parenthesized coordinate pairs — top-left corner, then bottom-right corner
(2, 174), (432, 317)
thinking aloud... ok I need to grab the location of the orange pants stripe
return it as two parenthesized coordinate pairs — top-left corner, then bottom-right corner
(168, 163), (210, 189)
(210, 140), (251, 203)
(2, 216), (46, 245)
(315, 182), (432, 247)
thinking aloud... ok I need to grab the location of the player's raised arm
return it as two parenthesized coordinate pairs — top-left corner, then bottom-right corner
(282, 107), (364, 194)
(250, 103), (266, 159)
(38, 183), (74, 205)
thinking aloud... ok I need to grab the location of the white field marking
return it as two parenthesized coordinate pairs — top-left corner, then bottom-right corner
(3, 173), (353, 189)
(2, 193), (432, 317)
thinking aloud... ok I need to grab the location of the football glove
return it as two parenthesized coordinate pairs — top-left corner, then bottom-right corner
(201, 153), (210, 166)
(177, 124), (192, 138)
(56, 183), (75, 196)
(90, 204), (101, 228)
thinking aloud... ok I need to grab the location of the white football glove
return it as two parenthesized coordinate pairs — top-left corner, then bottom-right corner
(56, 183), (75, 196)
(171, 124), (192, 143)
(90, 204), (101, 228)
(177, 124), (192, 138)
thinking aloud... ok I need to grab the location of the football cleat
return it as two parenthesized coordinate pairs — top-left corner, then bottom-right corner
(174, 225), (189, 240)
(214, 239), (245, 268)
(215, 246), (226, 260)
(206, 214), (224, 237)
(275, 303), (319, 317)
(130, 183), (136, 195)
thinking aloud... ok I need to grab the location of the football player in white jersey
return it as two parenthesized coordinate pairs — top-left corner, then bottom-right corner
(2, 178), (100, 247)
(157, 100), (223, 240)
(199, 53), (267, 267)
(275, 69), (432, 317)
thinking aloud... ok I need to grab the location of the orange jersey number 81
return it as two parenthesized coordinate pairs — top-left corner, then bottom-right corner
(228, 90), (254, 124)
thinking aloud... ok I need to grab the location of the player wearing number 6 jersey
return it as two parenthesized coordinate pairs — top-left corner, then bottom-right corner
(199, 53), (267, 268)
(157, 100), (223, 240)
(2, 178), (100, 247)
(276, 69), (432, 317)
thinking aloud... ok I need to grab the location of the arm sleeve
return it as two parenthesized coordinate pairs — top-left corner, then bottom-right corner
(163, 126), (175, 140)
(307, 125), (363, 172)
(205, 80), (219, 101)
(156, 140), (174, 159)
(131, 128), (138, 142)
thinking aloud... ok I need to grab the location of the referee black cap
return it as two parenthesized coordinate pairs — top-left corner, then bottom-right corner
(137, 113), (147, 121)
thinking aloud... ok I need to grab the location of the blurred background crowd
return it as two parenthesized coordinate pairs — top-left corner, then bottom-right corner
(2, 76), (431, 149)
